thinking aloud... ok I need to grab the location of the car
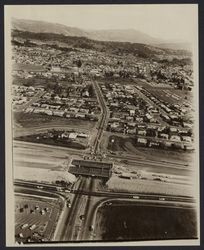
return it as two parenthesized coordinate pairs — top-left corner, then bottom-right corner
(29, 224), (37, 230)
(159, 197), (165, 201)
(106, 202), (112, 206)
(67, 202), (71, 208)
(133, 196), (140, 199)
(64, 189), (71, 193)
(21, 223), (29, 229)
(89, 225), (94, 231)
(40, 210), (45, 215)
(18, 233), (24, 238)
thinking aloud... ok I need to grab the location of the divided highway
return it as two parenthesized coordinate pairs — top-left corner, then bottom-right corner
(92, 81), (109, 154)
(14, 179), (196, 242)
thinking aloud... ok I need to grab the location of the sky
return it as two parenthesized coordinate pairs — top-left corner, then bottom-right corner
(5, 4), (198, 43)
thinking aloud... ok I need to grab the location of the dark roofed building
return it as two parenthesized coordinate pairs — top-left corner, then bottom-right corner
(69, 159), (113, 179)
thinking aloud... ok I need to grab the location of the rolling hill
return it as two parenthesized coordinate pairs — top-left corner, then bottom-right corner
(12, 18), (191, 51)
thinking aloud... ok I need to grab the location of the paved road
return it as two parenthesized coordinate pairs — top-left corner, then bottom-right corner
(14, 90), (45, 112)
(92, 81), (109, 154)
(14, 179), (196, 242)
(13, 140), (193, 177)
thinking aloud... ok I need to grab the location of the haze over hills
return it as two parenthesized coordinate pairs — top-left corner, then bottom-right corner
(12, 18), (191, 51)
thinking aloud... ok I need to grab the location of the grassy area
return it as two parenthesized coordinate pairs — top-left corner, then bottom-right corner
(16, 135), (87, 150)
(96, 204), (197, 241)
(12, 76), (48, 87)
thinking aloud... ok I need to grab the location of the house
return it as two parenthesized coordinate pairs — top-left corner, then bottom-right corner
(33, 108), (44, 114)
(82, 90), (90, 97)
(127, 122), (136, 128)
(69, 133), (77, 139)
(110, 122), (120, 129)
(53, 110), (64, 117)
(51, 66), (61, 72)
(159, 133), (169, 139)
(149, 141), (160, 148)
(44, 110), (53, 116)
(169, 127), (178, 133)
(164, 141), (172, 148)
(129, 110), (135, 116)
(127, 128), (136, 134)
(135, 117), (143, 123)
(182, 136), (192, 143)
(137, 130), (147, 136)
(75, 114), (85, 118)
(183, 122), (193, 129)
(77, 133), (89, 138)
(184, 144), (194, 151)
(61, 132), (69, 138)
(137, 138), (147, 146)
(170, 135), (181, 142)
(25, 107), (34, 113)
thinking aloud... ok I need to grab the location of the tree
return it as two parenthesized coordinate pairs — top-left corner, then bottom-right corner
(76, 59), (82, 68)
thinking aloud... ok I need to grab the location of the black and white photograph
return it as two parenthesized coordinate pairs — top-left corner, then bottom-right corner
(5, 4), (199, 246)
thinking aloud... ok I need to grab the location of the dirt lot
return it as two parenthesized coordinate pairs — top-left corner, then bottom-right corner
(14, 167), (76, 184)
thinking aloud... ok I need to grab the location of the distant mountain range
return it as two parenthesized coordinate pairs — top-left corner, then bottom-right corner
(12, 18), (191, 51)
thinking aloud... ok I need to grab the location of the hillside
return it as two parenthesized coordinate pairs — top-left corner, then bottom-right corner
(12, 18), (89, 37)
(11, 30), (192, 60)
(12, 18), (191, 51)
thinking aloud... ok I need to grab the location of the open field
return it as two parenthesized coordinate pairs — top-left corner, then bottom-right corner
(95, 203), (197, 241)
(13, 63), (46, 72)
(14, 166), (76, 184)
(15, 193), (63, 243)
(133, 78), (193, 104)
(108, 135), (193, 163)
(14, 112), (96, 131)
(105, 176), (195, 197)
(145, 88), (193, 105)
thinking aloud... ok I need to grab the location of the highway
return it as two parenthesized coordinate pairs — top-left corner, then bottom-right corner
(13, 140), (193, 178)
(12, 80), (197, 243)
(92, 81), (109, 154)
(14, 179), (195, 203)
(14, 179), (196, 242)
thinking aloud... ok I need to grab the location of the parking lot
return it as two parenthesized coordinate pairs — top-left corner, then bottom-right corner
(15, 194), (63, 243)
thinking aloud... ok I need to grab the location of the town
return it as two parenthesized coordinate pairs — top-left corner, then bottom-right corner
(10, 16), (197, 245)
